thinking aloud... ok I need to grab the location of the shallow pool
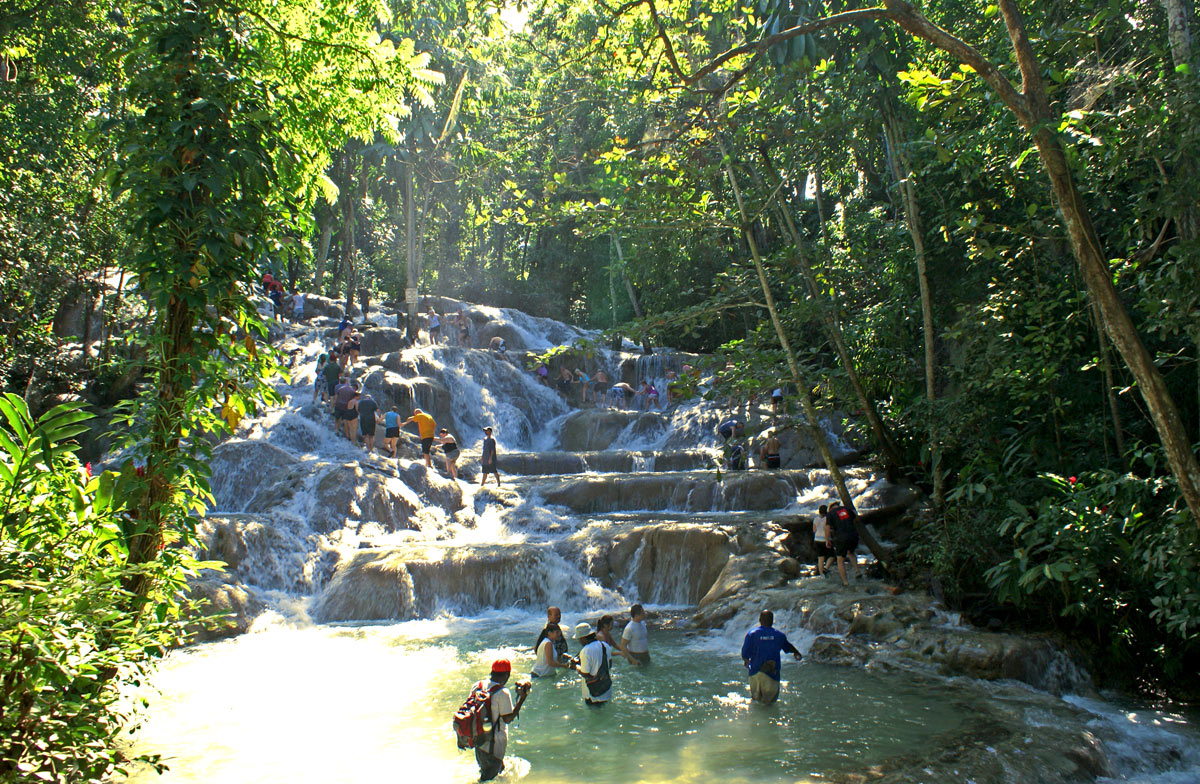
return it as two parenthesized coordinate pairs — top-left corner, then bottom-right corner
(120, 612), (1022, 784)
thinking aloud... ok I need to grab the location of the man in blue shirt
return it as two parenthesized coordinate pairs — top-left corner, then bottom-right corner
(740, 610), (803, 704)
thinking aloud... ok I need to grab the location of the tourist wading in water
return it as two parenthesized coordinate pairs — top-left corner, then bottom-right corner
(467, 659), (530, 781)
(573, 622), (614, 706)
(741, 610), (803, 705)
(530, 623), (572, 678)
(620, 604), (651, 665)
(533, 606), (570, 664)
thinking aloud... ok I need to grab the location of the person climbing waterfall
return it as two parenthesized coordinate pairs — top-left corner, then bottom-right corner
(353, 390), (380, 453)
(592, 370), (610, 408)
(382, 406), (401, 458)
(488, 335), (507, 359)
(771, 386), (785, 417)
(401, 408), (437, 468)
(741, 610), (803, 705)
(356, 286), (370, 321)
(530, 624), (572, 678)
(331, 376), (353, 435)
(337, 315), (353, 341)
(426, 307), (441, 344)
(290, 290), (305, 321)
(479, 426), (501, 487)
(760, 430), (781, 469)
(573, 622), (613, 707)
(716, 418), (745, 443)
(339, 381), (360, 442)
(456, 309), (472, 347)
(827, 501), (860, 586)
(312, 354), (328, 404)
(619, 604), (651, 666)
(555, 366), (574, 399)
(468, 659), (530, 782)
(609, 381), (636, 410)
(435, 428), (460, 480)
(574, 368), (592, 404)
(534, 606), (571, 665)
(322, 354), (340, 403)
(813, 504), (833, 578)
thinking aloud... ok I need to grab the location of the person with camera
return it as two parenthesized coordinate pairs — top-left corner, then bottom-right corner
(473, 659), (531, 781)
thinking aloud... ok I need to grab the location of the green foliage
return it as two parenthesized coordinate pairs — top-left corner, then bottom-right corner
(0, 395), (195, 782)
(984, 464), (1200, 675)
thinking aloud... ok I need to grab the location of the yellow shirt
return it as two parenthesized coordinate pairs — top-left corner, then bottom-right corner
(410, 412), (436, 439)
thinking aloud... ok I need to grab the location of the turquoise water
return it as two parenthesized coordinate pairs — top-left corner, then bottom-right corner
(122, 613), (978, 784)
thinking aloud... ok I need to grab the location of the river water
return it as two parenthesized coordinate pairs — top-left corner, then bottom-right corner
(117, 303), (1200, 783)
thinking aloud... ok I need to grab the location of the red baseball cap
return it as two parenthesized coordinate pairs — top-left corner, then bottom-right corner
(491, 659), (512, 673)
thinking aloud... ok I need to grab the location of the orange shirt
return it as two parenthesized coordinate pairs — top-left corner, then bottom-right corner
(410, 412), (436, 439)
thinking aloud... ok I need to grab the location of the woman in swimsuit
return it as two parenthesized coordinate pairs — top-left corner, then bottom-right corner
(435, 428), (460, 480)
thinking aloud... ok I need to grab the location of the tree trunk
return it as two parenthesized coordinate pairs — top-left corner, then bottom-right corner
(880, 96), (944, 506)
(611, 233), (653, 353)
(756, 151), (906, 469)
(720, 137), (891, 571)
(1160, 0), (1194, 74)
(313, 207), (333, 292)
(404, 154), (419, 342)
(1089, 300), (1127, 459)
(993, 0), (1200, 526)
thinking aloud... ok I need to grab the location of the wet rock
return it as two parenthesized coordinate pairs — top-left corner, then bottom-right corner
(537, 471), (806, 513)
(311, 543), (563, 622)
(300, 293), (346, 320)
(606, 525), (734, 605)
(777, 556), (802, 578)
(476, 320), (528, 351)
(309, 463), (420, 533)
(184, 578), (266, 642)
(208, 440), (297, 511)
(559, 409), (668, 451)
(398, 461), (465, 513)
(196, 514), (331, 593)
(357, 326), (409, 356)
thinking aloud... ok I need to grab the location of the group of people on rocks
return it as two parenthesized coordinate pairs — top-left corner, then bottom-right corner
(813, 501), (861, 586)
(465, 604), (804, 781)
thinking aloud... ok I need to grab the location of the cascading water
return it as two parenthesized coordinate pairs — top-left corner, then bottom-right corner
(120, 301), (1200, 784)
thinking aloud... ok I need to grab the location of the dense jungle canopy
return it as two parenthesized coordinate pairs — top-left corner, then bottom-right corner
(1, 0), (1199, 778)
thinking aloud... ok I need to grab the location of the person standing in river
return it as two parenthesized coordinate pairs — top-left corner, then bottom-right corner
(813, 504), (833, 577)
(741, 609), (803, 705)
(401, 408), (437, 468)
(469, 659), (530, 782)
(573, 622), (614, 707)
(534, 606), (571, 664)
(595, 615), (630, 662)
(531, 623), (572, 678)
(828, 501), (860, 585)
(620, 604), (651, 666)
(479, 426), (501, 486)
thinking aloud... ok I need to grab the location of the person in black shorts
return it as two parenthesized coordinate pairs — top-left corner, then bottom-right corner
(435, 428), (460, 480)
(382, 406), (401, 457)
(827, 501), (860, 585)
(354, 391), (381, 452)
(479, 426), (500, 486)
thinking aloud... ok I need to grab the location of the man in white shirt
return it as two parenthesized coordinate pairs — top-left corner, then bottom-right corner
(290, 291), (305, 320)
(619, 604), (651, 666)
(573, 622), (613, 706)
(474, 659), (530, 781)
